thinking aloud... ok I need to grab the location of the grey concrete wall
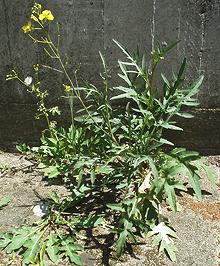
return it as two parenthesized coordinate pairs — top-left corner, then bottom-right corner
(0, 0), (219, 153)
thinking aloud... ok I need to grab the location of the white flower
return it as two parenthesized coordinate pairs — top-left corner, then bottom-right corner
(32, 201), (48, 217)
(24, 76), (33, 86)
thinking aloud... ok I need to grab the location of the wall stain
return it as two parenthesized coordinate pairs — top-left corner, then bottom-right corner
(2, 0), (12, 62)
(199, 0), (215, 14)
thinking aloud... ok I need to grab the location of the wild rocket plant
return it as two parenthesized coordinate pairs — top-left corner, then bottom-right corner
(1, 3), (217, 265)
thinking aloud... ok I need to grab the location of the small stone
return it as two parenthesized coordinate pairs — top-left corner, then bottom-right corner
(32, 201), (48, 217)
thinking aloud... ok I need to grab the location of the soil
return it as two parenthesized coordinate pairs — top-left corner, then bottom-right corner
(0, 151), (219, 266)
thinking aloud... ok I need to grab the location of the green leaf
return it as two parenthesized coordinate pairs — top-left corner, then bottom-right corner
(50, 191), (60, 204)
(163, 40), (180, 54)
(187, 75), (204, 98)
(182, 101), (199, 107)
(0, 196), (11, 209)
(133, 156), (158, 179)
(159, 138), (174, 146)
(176, 112), (194, 119)
(113, 39), (131, 59)
(107, 203), (124, 212)
(39, 241), (47, 266)
(61, 238), (83, 266)
(180, 151), (200, 161)
(167, 164), (186, 176)
(149, 222), (178, 261)
(23, 232), (43, 264)
(188, 171), (202, 200)
(161, 73), (170, 88)
(111, 87), (137, 100)
(164, 182), (177, 212)
(118, 73), (132, 86)
(90, 170), (96, 185)
(160, 240), (177, 262)
(43, 166), (60, 178)
(81, 215), (105, 228)
(162, 123), (183, 131)
(202, 165), (217, 188)
(116, 230), (127, 257)
(5, 227), (32, 253)
(142, 54), (147, 72)
(77, 170), (84, 188)
(46, 234), (60, 263)
(0, 233), (12, 248)
(170, 148), (186, 156)
(177, 58), (187, 78)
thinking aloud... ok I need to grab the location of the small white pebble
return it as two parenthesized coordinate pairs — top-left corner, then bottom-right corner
(33, 201), (48, 217)
(24, 76), (33, 86)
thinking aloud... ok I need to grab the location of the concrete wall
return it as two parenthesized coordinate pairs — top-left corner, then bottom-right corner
(0, 0), (219, 153)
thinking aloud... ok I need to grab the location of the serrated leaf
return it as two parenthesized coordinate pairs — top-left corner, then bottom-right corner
(0, 233), (12, 248)
(188, 171), (202, 200)
(43, 166), (60, 178)
(81, 215), (104, 228)
(61, 239), (83, 266)
(149, 222), (178, 260)
(5, 227), (32, 253)
(23, 232), (43, 264)
(167, 164), (186, 176)
(160, 240), (177, 261)
(152, 178), (166, 195)
(116, 230), (127, 257)
(164, 182), (177, 212)
(203, 165), (217, 188)
(46, 235), (60, 263)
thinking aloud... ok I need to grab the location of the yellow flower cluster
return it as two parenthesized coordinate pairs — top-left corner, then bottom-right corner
(64, 85), (71, 93)
(22, 5), (54, 34)
(39, 10), (54, 21)
(22, 21), (32, 33)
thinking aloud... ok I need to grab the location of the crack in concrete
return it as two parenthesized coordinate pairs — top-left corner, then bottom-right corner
(101, 0), (105, 51)
(151, 0), (156, 52)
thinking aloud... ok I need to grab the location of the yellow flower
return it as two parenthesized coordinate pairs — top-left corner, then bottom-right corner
(22, 21), (32, 33)
(39, 10), (54, 21)
(65, 85), (71, 93)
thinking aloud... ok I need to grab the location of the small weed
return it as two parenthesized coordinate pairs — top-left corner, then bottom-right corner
(0, 164), (10, 173)
(0, 197), (11, 210)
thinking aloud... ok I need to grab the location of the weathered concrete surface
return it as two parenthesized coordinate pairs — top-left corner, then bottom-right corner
(0, 153), (219, 265)
(0, 0), (219, 153)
